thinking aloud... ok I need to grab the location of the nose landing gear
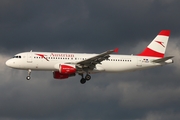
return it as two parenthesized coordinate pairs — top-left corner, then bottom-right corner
(26, 69), (31, 80)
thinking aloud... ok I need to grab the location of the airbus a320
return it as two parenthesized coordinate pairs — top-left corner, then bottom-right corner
(6, 30), (173, 84)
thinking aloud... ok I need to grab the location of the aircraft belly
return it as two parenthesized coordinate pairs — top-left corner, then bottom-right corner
(23, 60), (57, 71)
(37, 62), (57, 70)
(101, 62), (137, 72)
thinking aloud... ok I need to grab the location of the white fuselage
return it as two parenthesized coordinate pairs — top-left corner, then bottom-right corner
(5, 52), (172, 73)
(5, 30), (173, 83)
(6, 30), (173, 84)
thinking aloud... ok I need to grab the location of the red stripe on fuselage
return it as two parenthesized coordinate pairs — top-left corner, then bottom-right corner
(138, 47), (164, 58)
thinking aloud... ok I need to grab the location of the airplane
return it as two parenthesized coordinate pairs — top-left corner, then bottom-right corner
(6, 30), (174, 84)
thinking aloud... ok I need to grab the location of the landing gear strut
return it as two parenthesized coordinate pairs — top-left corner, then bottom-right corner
(26, 69), (31, 80)
(79, 74), (91, 84)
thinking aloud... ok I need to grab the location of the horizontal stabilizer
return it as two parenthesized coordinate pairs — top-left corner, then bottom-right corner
(152, 56), (174, 63)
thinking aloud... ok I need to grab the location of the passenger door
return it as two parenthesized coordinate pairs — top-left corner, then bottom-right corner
(137, 57), (142, 67)
(27, 53), (32, 63)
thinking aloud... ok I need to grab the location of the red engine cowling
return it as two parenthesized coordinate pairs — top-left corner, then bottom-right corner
(53, 71), (69, 79)
(59, 64), (76, 74)
(53, 71), (76, 79)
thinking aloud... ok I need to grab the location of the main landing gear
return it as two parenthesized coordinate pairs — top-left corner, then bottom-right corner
(26, 69), (31, 80)
(80, 74), (91, 84)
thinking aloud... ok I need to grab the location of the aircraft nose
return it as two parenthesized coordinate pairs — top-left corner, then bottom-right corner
(6, 59), (13, 67)
(6, 59), (11, 66)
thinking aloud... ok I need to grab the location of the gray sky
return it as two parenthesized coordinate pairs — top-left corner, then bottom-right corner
(1, 0), (180, 120)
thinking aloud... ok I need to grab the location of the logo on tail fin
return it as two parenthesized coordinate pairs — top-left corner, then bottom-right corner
(155, 41), (165, 47)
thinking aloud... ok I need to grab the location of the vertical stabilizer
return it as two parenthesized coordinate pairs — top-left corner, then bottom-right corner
(138, 30), (170, 58)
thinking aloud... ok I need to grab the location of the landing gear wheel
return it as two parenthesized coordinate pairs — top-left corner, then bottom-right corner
(26, 76), (31, 80)
(80, 78), (86, 84)
(85, 74), (91, 81)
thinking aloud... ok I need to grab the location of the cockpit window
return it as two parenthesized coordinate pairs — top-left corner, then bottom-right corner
(13, 56), (22, 58)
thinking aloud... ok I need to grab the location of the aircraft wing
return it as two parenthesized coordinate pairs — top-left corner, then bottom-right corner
(76, 48), (118, 70)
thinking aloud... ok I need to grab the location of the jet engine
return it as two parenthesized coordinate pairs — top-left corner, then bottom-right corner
(53, 71), (69, 79)
(59, 64), (76, 74)
(53, 71), (76, 79)
(53, 64), (76, 79)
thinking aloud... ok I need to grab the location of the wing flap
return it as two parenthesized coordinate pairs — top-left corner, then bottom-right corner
(77, 48), (118, 65)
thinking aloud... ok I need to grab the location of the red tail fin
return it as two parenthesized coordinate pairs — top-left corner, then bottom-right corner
(138, 30), (170, 58)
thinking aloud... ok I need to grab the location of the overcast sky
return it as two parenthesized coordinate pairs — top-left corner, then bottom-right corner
(1, 0), (180, 120)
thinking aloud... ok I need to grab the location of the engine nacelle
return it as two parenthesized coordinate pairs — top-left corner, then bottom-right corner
(53, 71), (69, 79)
(59, 64), (76, 74)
